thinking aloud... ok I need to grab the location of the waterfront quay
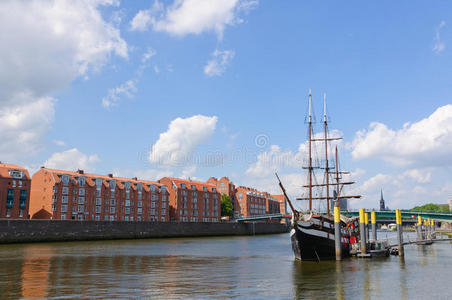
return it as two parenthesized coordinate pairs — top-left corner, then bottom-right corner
(1, 231), (451, 299)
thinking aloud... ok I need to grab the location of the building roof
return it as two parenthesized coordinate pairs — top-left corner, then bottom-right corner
(271, 194), (285, 203)
(38, 167), (162, 189)
(160, 177), (217, 191)
(0, 163), (31, 180)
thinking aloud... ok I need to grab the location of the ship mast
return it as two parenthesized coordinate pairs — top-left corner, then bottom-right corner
(308, 90), (313, 211)
(323, 93), (330, 215)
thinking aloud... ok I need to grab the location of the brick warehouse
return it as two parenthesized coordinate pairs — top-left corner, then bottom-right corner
(30, 168), (169, 221)
(207, 175), (283, 219)
(0, 163), (31, 219)
(159, 177), (221, 222)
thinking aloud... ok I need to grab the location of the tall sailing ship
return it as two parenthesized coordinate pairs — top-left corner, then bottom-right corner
(277, 91), (361, 261)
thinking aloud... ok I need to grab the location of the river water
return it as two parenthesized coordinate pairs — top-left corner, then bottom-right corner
(0, 231), (451, 299)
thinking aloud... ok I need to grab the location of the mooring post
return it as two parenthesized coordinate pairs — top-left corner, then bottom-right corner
(365, 212), (369, 242)
(431, 219), (435, 239)
(427, 218), (431, 239)
(359, 208), (366, 254)
(334, 206), (342, 261)
(416, 216), (422, 241)
(396, 209), (404, 257)
(371, 210), (377, 241)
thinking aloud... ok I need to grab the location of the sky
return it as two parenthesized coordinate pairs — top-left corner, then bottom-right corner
(1, 0), (452, 211)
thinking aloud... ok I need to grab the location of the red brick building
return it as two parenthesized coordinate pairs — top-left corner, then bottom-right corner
(271, 194), (287, 215)
(159, 177), (221, 222)
(30, 168), (169, 221)
(0, 163), (31, 219)
(266, 193), (281, 215)
(235, 186), (267, 217)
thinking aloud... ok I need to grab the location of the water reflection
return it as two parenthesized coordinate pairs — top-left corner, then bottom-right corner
(0, 233), (451, 299)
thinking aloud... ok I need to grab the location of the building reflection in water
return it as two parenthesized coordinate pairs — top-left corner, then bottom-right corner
(21, 244), (53, 299)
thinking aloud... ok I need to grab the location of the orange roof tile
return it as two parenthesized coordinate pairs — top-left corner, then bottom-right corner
(0, 163), (31, 180)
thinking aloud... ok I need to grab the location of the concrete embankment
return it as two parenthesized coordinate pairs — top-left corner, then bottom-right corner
(0, 220), (289, 244)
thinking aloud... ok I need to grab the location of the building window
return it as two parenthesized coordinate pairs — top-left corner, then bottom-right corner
(151, 209), (155, 215)
(125, 216), (129, 221)
(62, 187), (69, 195)
(138, 201), (143, 208)
(104, 216), (109, 221)
(161, 217), (165, 222)
(96, 206), (101, 213)
(137, 208), (142, 215)
(52, 204), (56, 211)
(96, 198), (102, 206)
(125, 207), (130, 214)
(78, 205), (84, 213)
(6, 189), (14, 209)
(61, 205), (68, 212)
(77, 215), (83, 220)
(62, 195), (68, 203)
(162, 208), (166, 215)
(110, 207), (115, 214)
(110, 199), (116, 206)
(78, 197), (85, 204)
(95, 215), (100, 221)
(125, 200), (130, 207)
(61, 214), (66, 220)
(79, 188), (85, 196)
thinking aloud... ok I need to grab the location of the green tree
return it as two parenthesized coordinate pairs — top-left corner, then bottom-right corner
(221, 194), (233, 217)
(411, 203), (449, 212)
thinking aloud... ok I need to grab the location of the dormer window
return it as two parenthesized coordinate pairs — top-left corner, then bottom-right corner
(212, 188), (216, 192)
(9, 170), (24, 179)
(180, 183), (186, 189)
(203, 187), (208, 192)
(125, 182), (131, 190)
(78, 176), (85, 187)
(61, 174), (69, 185)
(191, 185), (196, 190)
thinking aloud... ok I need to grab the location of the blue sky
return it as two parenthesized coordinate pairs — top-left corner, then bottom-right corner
(1, 0), (452, 210)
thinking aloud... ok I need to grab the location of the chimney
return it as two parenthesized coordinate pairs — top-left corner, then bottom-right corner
(77, 169), (84, 174)
(108, 173), (113, 178)
(132, 177), (137, 181)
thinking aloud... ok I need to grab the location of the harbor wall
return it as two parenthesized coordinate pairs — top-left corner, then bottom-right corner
(0, 220), (289, 244)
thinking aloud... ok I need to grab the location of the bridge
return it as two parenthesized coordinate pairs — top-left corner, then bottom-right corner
(234, 213), (291, 222)
(342, 210), (452, 222)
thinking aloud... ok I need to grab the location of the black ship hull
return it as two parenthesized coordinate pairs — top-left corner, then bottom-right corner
(290, 216), (351, 261)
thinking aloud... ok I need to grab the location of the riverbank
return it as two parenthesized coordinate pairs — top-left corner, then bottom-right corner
(0, 220), (289, 244)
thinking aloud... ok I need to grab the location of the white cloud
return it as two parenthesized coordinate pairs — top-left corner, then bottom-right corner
(154, 65), (161, 74)
(0, 97), (55, 162)
(246, 145), (304, 177)
(433, 20), (446, 54)
(102, 48), (156, 108)
(181, 165), (197, 178)
(350, 168), (448, 210)
(0, 0), (127, 160)
(351, 104), (452, 167)
(149, 115), (218, 167)
(204, 49), (235, 76)
(44, 148), (100, 172)
(141, 48), (157, 63)
(102, 79), (138, 108)
(53, 140), (66, 147)
(130, 0), (257, 38)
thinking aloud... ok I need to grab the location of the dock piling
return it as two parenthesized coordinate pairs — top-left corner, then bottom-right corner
(365, 212), (369, 242)
(359, 208), (366, 255)
(334, 206), (342, 261)
(371, 210), (377, 241)
(396, 209), (404, 257)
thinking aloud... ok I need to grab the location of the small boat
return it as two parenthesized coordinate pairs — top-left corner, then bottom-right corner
(380, 224), (388, 231)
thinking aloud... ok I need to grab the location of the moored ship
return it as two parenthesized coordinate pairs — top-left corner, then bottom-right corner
(277, 91), (361, 261)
